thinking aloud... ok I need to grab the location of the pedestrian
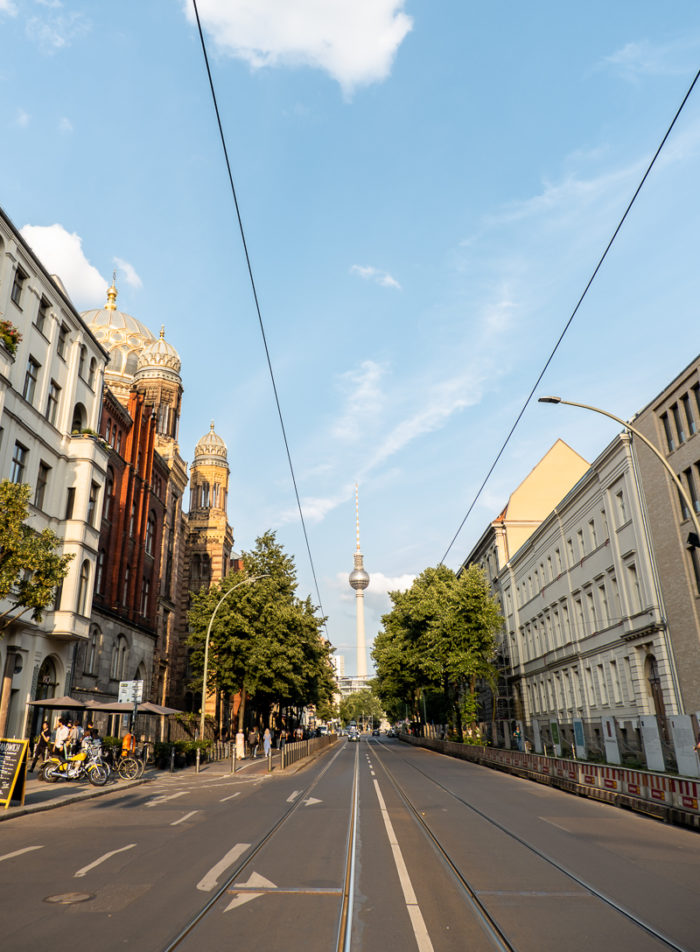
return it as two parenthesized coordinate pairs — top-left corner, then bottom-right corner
(263, 728), (271, 758)
(29, 721), (50, 772)
(54, 718), (70, 759)
(121, 729), (136, 758)
(248, 726), (259, 758)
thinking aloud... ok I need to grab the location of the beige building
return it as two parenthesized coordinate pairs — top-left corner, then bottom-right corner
(633, 355), (700, 712)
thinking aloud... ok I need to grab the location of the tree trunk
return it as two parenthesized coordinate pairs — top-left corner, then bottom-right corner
(237, 685), (246, 732)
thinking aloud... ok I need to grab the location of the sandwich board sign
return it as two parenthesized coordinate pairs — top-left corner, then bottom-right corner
(0, 738), (28, 809)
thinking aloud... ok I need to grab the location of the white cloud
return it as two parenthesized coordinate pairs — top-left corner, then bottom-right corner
(332, 360), (386, 442)
(15, 108), (30, 127)
(334, 569), (414, 604)
(184, 0), (412, 95)
(0, 0), (17, 15)
(602, 39), (698, 81)
(350, 264), (401, 289)
(25, 10), (90, 53)
(20, 224), (107, 308)
(58, 116), (73, 134)
(114, 257), (143, 290)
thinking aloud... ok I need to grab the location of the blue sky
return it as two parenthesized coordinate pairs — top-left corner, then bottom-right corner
(3, 1), (700, 674)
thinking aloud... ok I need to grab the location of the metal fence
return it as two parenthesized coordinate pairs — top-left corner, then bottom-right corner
(280, 733), (336, 768)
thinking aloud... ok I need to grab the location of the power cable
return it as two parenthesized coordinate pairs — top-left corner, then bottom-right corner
(439, 66), (700, 568)
(191, 0), (328, 633)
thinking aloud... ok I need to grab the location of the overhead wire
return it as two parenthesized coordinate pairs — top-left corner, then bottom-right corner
(439, 66), (700, 568)
(190, 0), (329, 633)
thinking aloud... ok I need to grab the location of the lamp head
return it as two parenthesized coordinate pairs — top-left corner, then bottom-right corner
(538, 396), (562, 404)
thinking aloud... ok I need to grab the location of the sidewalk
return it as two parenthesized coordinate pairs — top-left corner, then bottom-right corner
(0, 751), (280, 823)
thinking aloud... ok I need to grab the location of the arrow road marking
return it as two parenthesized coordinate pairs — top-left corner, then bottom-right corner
(75, 844), (136, 878)
(145, 791), (190, 808)
(197, 843), (250, 892)
(224, 871), (277, 912)
(171, 811), (199, 826)
(286, 790), (301, 802)
(0, 846), (43, 863)
(303, 797), (322, 807)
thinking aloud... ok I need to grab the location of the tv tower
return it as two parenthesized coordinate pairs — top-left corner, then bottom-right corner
(348, 484), (370, 679)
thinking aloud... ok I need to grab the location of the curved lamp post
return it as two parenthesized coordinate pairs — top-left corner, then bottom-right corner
(538, 396), (700, 543)
(199, 574), (269, 742)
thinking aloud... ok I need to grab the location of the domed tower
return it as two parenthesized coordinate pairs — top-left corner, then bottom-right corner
(134, 325), (184, 451)
(349, 485), (370, 679)
(82, 280), (157, 406)
(187, 422), (234, 592)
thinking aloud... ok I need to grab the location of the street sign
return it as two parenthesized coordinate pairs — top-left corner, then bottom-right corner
(118, 680), (144, 704)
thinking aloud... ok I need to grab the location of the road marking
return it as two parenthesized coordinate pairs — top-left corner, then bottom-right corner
(303, 796), (322, 807)
(225, 871), (277, 912)
(197, 843), (250, 892)
(145, 791), (190, 808)
(74, 844), (136, 878)
(171, 811), (199, 826)
(373, 778), (434, 952)
(0, 846), (43, 863)
(220, 792), (240, 803)
(286, 790), (301, 802)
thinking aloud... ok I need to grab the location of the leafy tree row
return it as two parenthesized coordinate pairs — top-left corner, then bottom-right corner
(339, 688), (384, 729)
(187, 531), (335, 731)
(372, 564), (502, 741)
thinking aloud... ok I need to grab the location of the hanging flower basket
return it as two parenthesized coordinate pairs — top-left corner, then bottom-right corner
(0, 319), (21, 355)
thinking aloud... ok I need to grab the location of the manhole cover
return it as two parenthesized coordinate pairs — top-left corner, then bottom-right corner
(45, 892), (94, 904)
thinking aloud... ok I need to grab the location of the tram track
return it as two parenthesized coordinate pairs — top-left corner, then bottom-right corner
(160, 741), (358, 952)
(370, 739), (691, 952)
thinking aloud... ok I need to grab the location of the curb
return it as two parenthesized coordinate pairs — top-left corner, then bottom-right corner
(0, 774), (155, 822)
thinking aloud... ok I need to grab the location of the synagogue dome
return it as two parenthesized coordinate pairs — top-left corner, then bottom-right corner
(194, 421), (228, 468)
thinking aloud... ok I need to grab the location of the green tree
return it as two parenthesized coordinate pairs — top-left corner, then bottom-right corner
(372, 564), (502, 740)
(0, 480), (73, 633)
(339, 689), (384, 729)
(188, 531), (334, 730)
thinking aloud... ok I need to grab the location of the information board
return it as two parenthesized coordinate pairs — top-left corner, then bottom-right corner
(0, 738), (28, 809)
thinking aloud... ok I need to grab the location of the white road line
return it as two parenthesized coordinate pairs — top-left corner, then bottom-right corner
(372, 778), (434, 952)
(145, 791), (190, 808)
(0, 846), (43, 863)
(286, 789), (301, 802)
(171, 811), (199, 826)
(220, 792), (240, 803)
(74, 844), (136, 878)
(197, 843), (250, 892)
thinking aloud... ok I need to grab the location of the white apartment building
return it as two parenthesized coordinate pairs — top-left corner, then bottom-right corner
(494, 432), (680, 755)
(0, 207), (109, 739)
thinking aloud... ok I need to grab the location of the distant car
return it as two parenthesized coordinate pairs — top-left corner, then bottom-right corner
(347, 727), (360, 742)
(371, 728), (380, 736)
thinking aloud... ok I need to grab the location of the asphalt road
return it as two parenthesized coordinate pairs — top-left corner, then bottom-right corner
(1, 737), (697, 952)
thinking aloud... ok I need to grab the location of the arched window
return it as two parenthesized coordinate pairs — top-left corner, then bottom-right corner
(78, 344), (87, 379)
(103, 467), (114, 521)
(141, 576), (150, 616)
(122, 565), (130, 606)
(96, 549), (106, 594)
(88, 357), (96, 387)
(76, 560), (90, 615)
(71, 402), (87, 432)
(84, 626), (100, 675)
(201, 482), (210, 508)
(145, 511), (156, 556)
(110, 635), (129, 681)
(212, 483), (219, 508)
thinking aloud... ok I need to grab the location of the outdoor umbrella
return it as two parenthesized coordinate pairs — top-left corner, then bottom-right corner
(137, 702), (181, 715)
(26, 695), (86, 709)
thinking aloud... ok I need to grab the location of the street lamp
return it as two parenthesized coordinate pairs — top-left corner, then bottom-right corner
(538, 396), (700, 542)
(199, 574), (269, 743)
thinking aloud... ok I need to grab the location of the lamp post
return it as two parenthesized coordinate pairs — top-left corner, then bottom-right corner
(199, 574), (269, 743)
(538, 396), (700, 542)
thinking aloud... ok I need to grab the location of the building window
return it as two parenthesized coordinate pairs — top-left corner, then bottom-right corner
(588, 519), (597, 549)
(597, 665), (608, 705)
(681, 393), (697, 437)
(78, 345), (87, 379)
(87, 481), (100, 526)
(22, 355), (41, 404)
(34, 461), (50, 510)
(88, 357), (96, 388)
(672, 402), (686, 444)
(145, 511), (156, 556)
(577, 528), (584, 558)
(678, 487), (691, 521)
(610, 660), (622, 703)
(76, 560), (90, 615)
(45, 379), (61, 426)
(685, 468), (700, 514)
(84, 627), (99, 675)
(661, 412), (675, 452)
(96, 549), (105, 594)
(10, 266), (27, 308)
(129, 503), (136, 537)
(626, 563), (641, 613)
(115, 429), (122, 453)
(57, 323), (70, 359)
(10, 442), (28, 483)
(141, 577), (150, 616)
(122, 566), (130, 606)
(36, 297), (50, 335)
(614, 489), (626, 526)
(71, 402), (86, 432)
(598, 582), (609, 627)
(103, 468), (114, 521)
(110, 635), (129, 681)
(65, 486), (75, 519)
(566, 538), (574, 567)
(585, 589), (596, 630)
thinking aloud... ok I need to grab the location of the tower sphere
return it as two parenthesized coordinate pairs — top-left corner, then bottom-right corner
(349, 566), (370, 590)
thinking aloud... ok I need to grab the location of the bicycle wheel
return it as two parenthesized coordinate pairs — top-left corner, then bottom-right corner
(135, 756), (146, 778)
(118, 757), (139, 780)
(88, 764), (108, 786)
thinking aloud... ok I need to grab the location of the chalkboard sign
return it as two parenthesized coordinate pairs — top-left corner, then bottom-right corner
(0, 738), (28, 809)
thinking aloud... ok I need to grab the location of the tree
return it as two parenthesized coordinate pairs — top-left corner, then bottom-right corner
(372, 564), (502, 740)
(188, 531), (334, 731)
(0, 481), (73, 633)
(339, 689), (384, 729)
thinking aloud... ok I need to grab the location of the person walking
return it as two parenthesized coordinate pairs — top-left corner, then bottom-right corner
(29, 721), (50, 772)
(248, 726), (259, 758)
(54, 718), (70, 759)
(263, 728), (271, 758)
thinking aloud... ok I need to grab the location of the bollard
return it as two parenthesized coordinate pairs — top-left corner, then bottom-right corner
(268, 749), (272, 773)
(196, 747), (200, 774)
(231, 746), (236, 774)
(170, 744), (175, 773)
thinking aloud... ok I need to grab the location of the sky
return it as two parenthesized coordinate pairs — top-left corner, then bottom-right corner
(2, 1), (700, 675)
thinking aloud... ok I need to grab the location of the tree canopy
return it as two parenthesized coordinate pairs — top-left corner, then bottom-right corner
(339, 689), (384, 728)
(0, 480), (73, 633)
(187, 531), (335, 729)
(372, 563), (502, 740)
